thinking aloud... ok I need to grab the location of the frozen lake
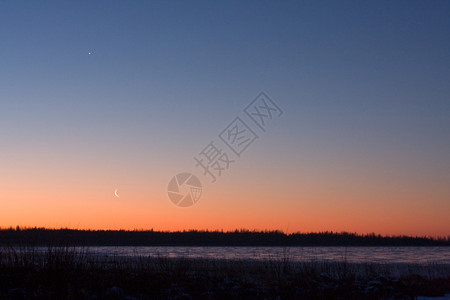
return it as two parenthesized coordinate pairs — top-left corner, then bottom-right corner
(79, 246), (450, 264)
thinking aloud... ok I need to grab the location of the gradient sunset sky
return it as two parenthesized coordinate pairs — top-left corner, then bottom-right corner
(1, 1), (449, 236)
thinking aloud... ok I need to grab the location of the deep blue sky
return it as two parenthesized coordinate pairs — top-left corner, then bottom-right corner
(1, 1), (449, 234)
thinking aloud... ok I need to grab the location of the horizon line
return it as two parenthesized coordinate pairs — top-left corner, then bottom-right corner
(3, 226), (449, 240)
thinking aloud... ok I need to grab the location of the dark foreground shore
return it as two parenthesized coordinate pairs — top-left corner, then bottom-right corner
(0, 247), (449, 300)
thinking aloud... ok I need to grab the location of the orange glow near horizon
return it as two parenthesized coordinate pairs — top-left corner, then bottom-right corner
(2, 0), (450, 244)
(1, 166), (449, 237)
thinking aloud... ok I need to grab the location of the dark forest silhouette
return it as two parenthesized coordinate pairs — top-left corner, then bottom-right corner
(1, 227), (448, 246)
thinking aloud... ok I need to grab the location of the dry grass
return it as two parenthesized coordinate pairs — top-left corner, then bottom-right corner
(0, 246), (449, 299)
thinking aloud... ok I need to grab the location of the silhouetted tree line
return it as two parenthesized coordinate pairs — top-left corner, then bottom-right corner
(0, 227), (448, 246)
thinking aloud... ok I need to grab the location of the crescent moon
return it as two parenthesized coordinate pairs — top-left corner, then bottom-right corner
(114, 188), (120, 198)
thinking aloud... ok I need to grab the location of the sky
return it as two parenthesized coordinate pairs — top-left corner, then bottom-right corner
(1, 1), (449, 236)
